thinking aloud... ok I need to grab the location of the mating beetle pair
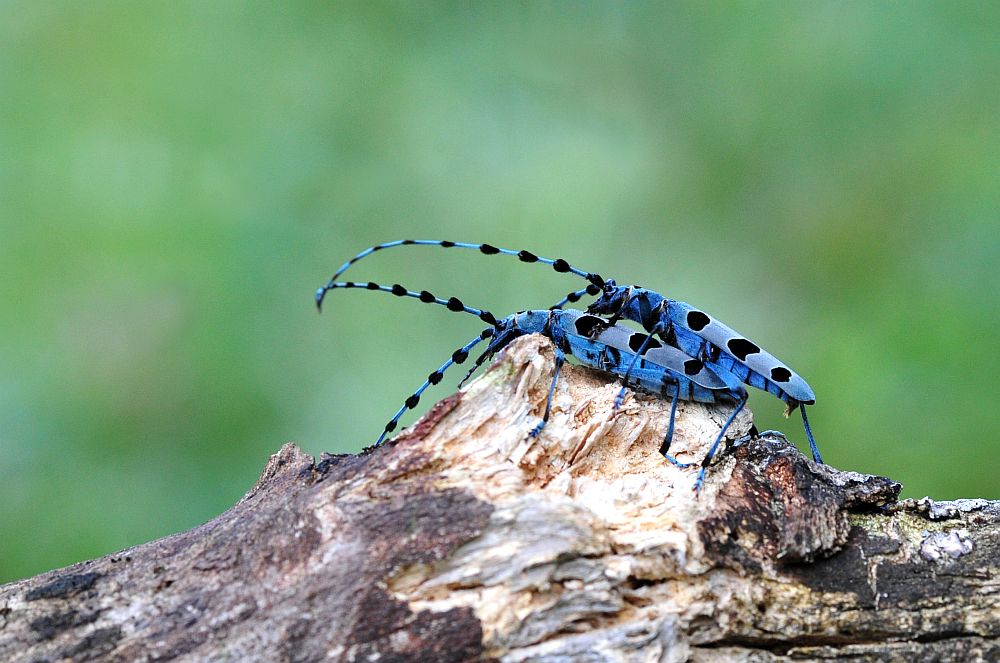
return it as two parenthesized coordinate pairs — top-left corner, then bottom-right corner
(317, 240), (822, 490)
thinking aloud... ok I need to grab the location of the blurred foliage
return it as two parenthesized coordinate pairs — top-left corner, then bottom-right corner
(1, 2), (998, 583)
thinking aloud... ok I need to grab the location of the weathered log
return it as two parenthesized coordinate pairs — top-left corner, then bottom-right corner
(1, 335), (997, 662)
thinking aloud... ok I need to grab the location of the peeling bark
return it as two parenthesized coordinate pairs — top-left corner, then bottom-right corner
(1, 335), (997, 662)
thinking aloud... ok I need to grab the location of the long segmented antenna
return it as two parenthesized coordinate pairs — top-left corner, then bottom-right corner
(318, 240), (607, 307)
(316, 280), (499, 326)
(375, 329), (494, 446)
(319, 281), (598, 320)
(319, 279), (513, 408)
(549, 286), (602, 310)
(458, 340), (504, 388)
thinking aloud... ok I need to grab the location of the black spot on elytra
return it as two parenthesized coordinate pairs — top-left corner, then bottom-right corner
(446, 297), (465, 312)
(428, 372), (443, 385)
(687, 310), (711, 331)
(452, 350), (469, 364)
(366, 282), (379, 290)
(441, 240), (455, 248)
(479, 311), (498, 325)
(391, 284), (407, 296)
(405, 395), (420, 409)
(684, 359), (703, 376)
(518, 250), (538, 262)
(628, 333), (663, 353)
(606, 346), (622, 367)
(574, 315), (605, 338)
(419, 290), (436, 303)
(480, 243), (500, 254)
(727, 338), (761, 361)
(553, 259), (571, 272)
(770, 366), (792, 382)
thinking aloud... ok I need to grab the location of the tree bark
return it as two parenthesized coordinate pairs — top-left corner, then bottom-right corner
(1, 335), (997, 662)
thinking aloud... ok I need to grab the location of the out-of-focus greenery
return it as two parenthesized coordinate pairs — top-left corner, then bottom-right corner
(1, 2), (997, 583)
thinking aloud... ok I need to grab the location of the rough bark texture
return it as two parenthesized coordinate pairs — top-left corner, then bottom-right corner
(1, 335), (997, 662)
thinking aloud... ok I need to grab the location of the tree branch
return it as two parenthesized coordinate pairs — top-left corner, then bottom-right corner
(1, 335), (997, 662)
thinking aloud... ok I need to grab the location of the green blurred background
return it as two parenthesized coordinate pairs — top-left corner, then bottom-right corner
(1, 2), (997, 583)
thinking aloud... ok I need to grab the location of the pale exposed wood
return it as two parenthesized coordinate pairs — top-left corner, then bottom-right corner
(1, 335), (997, 662)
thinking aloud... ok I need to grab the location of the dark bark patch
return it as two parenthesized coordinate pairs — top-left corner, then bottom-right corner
(785, 527), (881, 605)
(25, 572), (102, 602)
(59, 626), (123, 662)
(698, 437), (855, 570)
(346, 587), (486, 663)
(785, 521), (995, 612)
(350, 487), (493, 574)
(337, 483), (494, 660)
(305, 452), (371, 483)
(29, 609), (101, 641)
